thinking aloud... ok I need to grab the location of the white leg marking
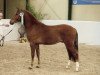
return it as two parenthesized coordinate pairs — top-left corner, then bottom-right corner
(76, 62), (79, 71)
(66, 60), (71, 69)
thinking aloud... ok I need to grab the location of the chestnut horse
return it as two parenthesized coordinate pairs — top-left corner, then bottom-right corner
(10, 9), (79, 71)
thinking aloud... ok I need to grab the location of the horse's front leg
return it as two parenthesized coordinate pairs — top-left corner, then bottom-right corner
(35, 44), (40, 68)
(29, 42), (36, 69)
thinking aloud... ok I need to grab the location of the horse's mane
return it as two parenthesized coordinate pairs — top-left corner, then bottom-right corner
(23, 10), (44, 25)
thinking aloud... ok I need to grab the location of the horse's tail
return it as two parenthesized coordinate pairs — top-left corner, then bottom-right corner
(74, 32), (78, 51)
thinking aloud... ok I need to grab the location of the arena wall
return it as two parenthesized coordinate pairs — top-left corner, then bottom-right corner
(29, 0), (100, 21)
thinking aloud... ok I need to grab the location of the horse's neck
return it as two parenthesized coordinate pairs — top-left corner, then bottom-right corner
(24, 11), (45, 31)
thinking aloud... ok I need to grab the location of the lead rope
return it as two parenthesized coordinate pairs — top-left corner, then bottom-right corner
(0, 12), (24, 47)
(0, 24), (15, 47)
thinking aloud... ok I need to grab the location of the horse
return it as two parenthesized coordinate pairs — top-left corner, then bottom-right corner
(18, 25), (27, 43)
(10, 8), (79, 71)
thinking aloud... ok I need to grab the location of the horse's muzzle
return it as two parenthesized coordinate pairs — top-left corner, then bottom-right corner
(10, 20), (14, 25)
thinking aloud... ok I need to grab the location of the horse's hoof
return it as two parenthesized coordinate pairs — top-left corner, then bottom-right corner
(28, 67), (33, 69)
(76, 68), (79, 72)
(76, 70), (79, 72)
(36, 66), (40, 68)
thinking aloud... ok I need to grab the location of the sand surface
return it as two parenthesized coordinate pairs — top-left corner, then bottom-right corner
(0, 41), (100, 75)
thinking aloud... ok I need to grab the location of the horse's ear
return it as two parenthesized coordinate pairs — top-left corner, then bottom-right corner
(16, 7), (21, 11)
(20, 9), (23, 12)
(16, 7), (19, 10)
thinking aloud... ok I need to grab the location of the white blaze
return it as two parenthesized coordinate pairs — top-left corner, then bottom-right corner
(19, 12), (24, 25)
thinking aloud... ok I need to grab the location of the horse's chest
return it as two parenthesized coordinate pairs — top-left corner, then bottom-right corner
(27, 34), (40, 41)
(26, 31), (42, 43)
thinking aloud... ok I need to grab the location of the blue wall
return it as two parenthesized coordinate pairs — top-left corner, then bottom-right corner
(73, 0), (100, 5)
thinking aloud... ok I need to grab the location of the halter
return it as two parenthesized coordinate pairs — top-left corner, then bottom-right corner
(19, 12), (24, 25)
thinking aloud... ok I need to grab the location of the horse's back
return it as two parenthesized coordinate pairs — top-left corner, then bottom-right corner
(48, 24), (77, 36)
(41, 24), (77, 44)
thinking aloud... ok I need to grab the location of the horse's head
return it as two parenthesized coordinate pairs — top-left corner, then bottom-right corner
(10, 8), (24, 25)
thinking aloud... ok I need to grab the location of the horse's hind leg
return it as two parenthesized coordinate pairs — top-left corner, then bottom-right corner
(64, 43), (72, 69)
(35, 44), (40, 68)
(64, 42), (79, 71)
(65, 50), (71, 69)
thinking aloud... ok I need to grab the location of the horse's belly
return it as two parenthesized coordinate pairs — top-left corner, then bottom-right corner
(27, 34), (62, 45)
(41, 37), (62, 45)
(43, 41), (61, 45)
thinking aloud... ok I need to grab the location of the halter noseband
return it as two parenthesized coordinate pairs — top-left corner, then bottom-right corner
(19, 12), (24, 25)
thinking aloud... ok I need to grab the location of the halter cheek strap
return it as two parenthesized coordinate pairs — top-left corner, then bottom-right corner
(19, 12), (24, 25)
